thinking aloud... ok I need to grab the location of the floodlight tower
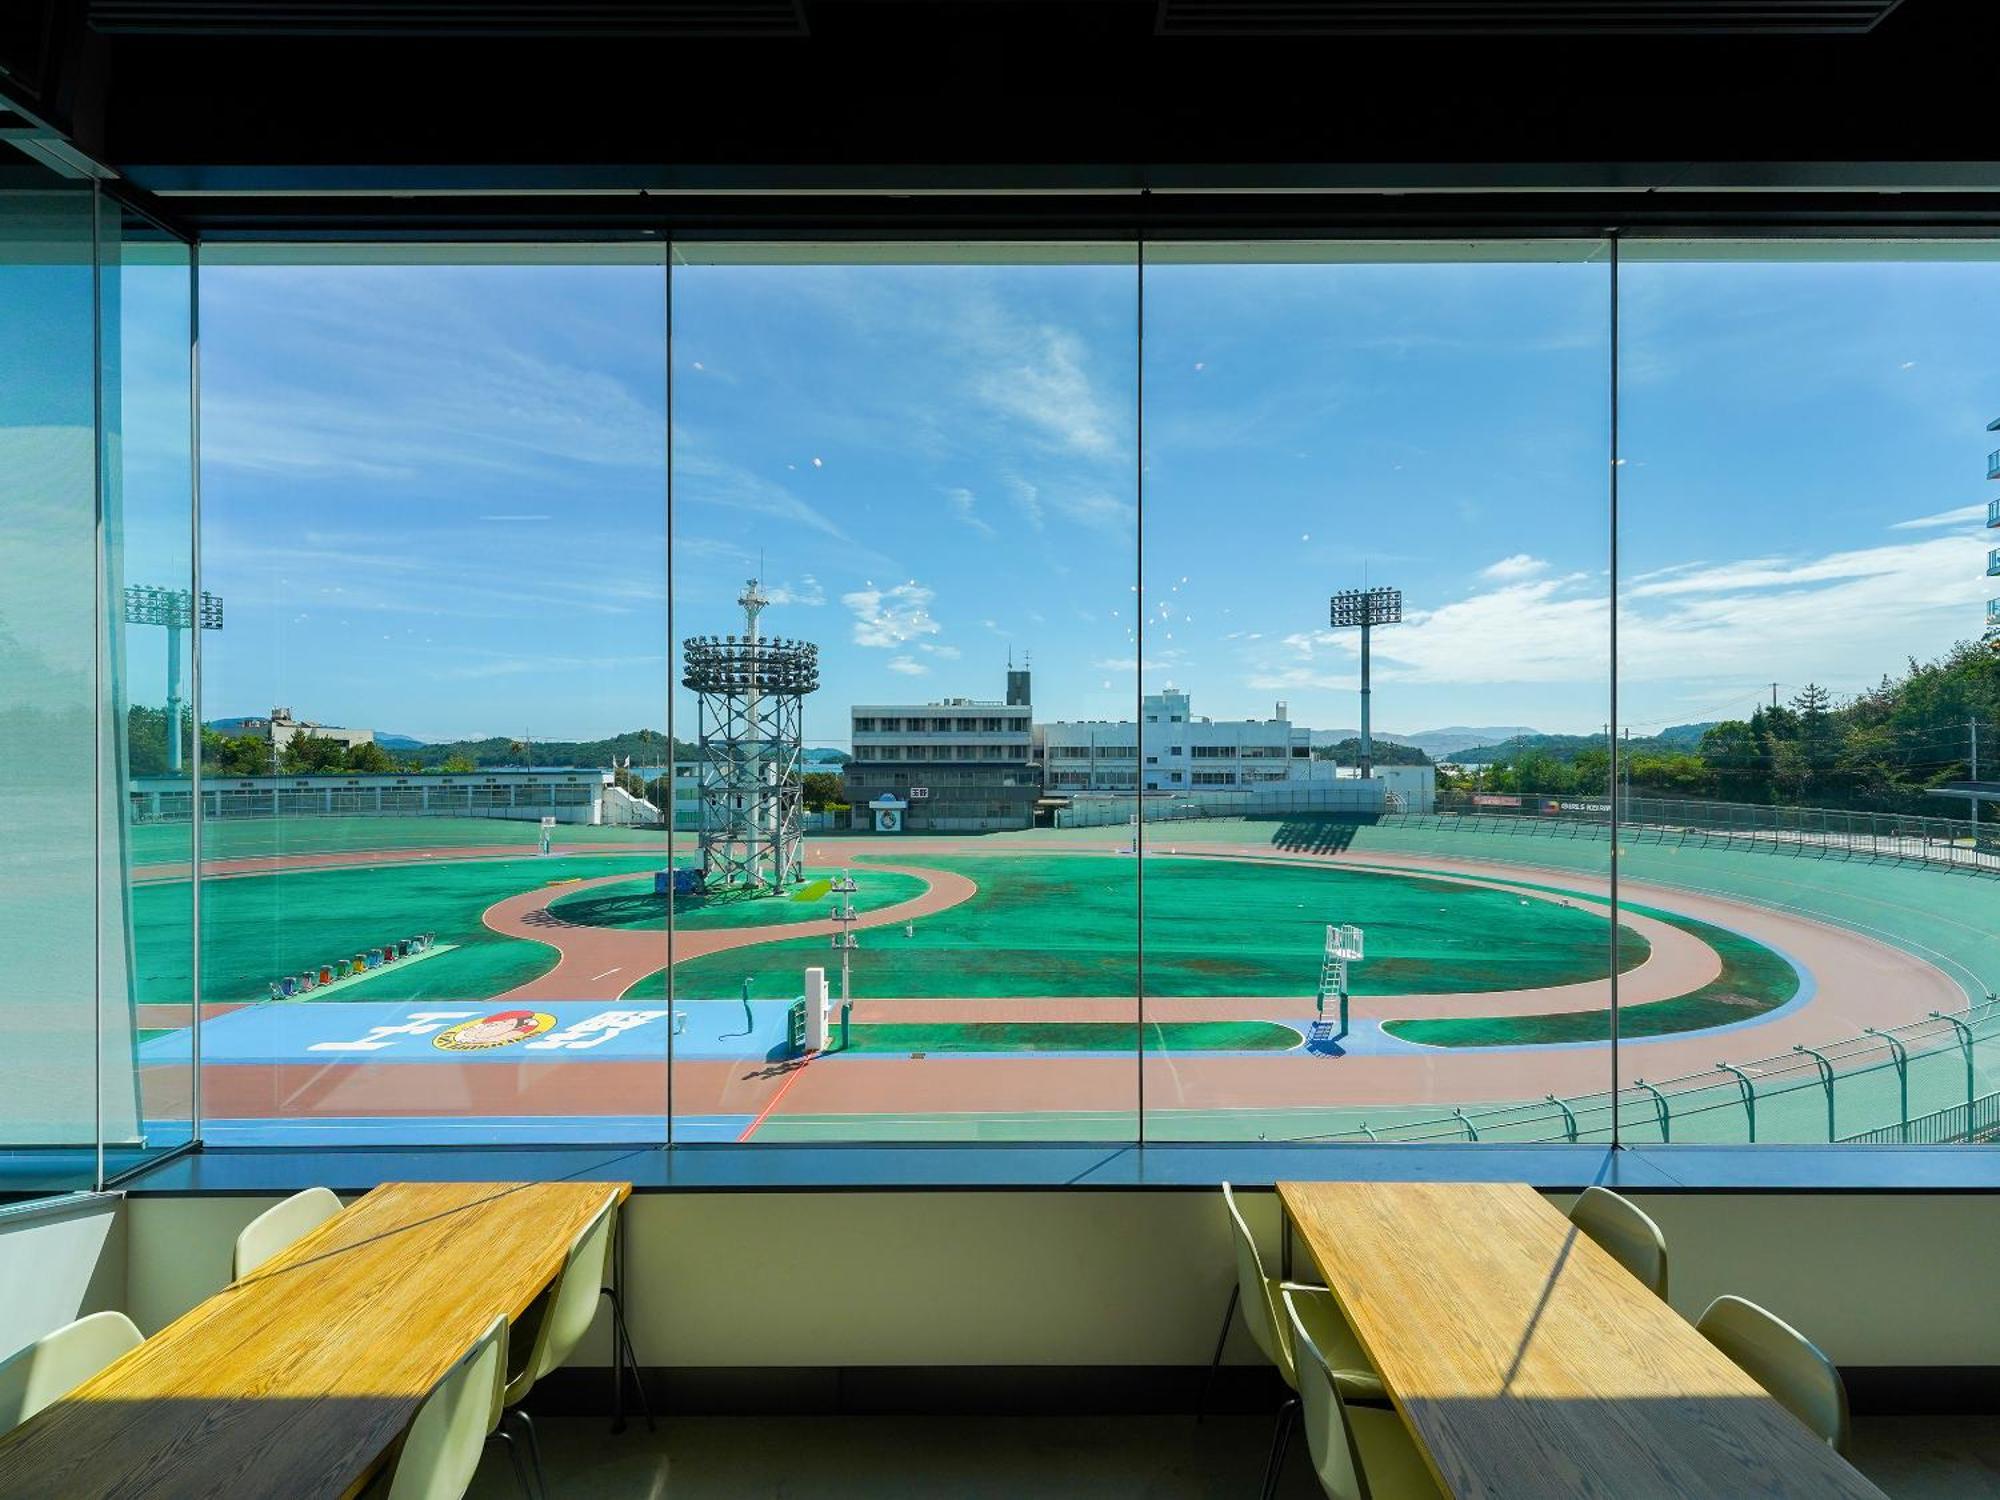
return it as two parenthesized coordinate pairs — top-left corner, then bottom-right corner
(681, 579), (820, 891)
(1328, 586), (1402, 778)
(123, 586), (223, 773)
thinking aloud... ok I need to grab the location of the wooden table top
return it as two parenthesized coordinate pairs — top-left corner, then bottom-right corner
(1277, 1181), (1887, 1500)
(0, 1180), (630, 1500)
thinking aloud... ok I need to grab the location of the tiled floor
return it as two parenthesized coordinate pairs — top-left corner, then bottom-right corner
(467, 1412), (2000, 1498)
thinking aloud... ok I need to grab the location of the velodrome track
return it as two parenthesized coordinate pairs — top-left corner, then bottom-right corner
(136, 824), (1974, 1141)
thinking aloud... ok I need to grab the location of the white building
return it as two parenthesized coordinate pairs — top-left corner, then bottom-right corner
(845, 675), (1039, 830)
(235, 706), (375, 753)
(1038, 690), (1317, 793)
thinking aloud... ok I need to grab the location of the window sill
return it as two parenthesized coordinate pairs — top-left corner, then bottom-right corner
(114, 1141), (2000, 1196)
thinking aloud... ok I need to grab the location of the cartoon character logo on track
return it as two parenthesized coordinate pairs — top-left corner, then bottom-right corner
(433, 1009), (557, 1051)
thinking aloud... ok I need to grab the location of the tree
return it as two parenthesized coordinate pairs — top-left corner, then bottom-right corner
(438, 753), (476, 774)
(342, 740), (396, 774)
(201, 730), (272, 778)
(801, 770), (845, 812)
(279, 732), (349, 775)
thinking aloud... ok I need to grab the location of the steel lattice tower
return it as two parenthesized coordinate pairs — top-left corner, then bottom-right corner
(681, 579), (820, 890)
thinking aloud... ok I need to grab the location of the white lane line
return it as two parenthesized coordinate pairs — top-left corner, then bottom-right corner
(590, 967), (623, 982)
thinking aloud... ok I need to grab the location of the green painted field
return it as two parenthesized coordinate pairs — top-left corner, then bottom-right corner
(1384, 906), (1800, 1046)
(650, 853), (1647, 1001)
(550, 866), (928, 932)
(132, 854), (665, 1005)
(844, 1020), (1304, 1053)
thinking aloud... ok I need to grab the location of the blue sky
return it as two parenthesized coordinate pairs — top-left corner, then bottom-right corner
(180, 251), (1997, 748)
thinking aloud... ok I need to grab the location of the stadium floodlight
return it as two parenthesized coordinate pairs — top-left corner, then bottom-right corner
(1327, 585), (1401, 778)
(123, 586), (224, 773)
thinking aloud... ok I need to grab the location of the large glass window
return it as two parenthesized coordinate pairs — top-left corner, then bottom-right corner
(0, 171), (195, 1195)
(1138, 245), (1618, 1143)
(194, 249), (668, 1146)
(1614, 245), (2000, 1146)
(9, 228), (1996, 1159)
(0, 167), (102, 1195)
(667, 245), (1140, 1142)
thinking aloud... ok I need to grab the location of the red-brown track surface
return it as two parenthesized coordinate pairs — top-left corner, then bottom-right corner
(175, 831), (1962, 1130)
(479, 862), (978, 1003)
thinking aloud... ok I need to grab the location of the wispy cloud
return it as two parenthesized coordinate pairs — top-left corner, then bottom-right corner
(972, 323), (1119, 457)
(1889, 503), (1988, 531)
(1481, 553), (1549, 581)
(765, 574), (827, 607)
(887, 655), (928, 676)
(1249, 530), (1981, 696)
(944, 486), (997, 538)
(844, 581), (942, 649)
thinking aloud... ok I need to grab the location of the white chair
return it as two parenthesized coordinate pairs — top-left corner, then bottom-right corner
(0, 1311), (143, 1434)
(365, 1315), (508, 1500)
(1215, 1184), (1386, 1500)
(1282, 1286), (1441, 1500)
(234, 1186), (344, 1279)
(1568, 1186), (1668, 1299)
(1697, 1294), (1852, 1455)
(498, 1191), (620, 1494)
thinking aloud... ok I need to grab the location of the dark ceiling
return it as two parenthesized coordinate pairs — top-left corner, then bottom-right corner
(4, 0), (1999, 239)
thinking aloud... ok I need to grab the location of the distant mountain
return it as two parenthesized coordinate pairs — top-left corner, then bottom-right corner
(375, 733), (427, 750)
(1654, 721), (1718, 748)
(1451, 725), (1719, 766)
(1385, 726), (1545, 760)
(803, 747), (852, 765)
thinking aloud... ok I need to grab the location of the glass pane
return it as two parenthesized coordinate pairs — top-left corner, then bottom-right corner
(104, 204), (196, 1178)
(668, 244), (1139, 1142)
(1138, 243), (1619, 1143)
(196, 251), (670, 1146)
(0, 168), (100, 1195)
(1615, 244), (2000, 1146)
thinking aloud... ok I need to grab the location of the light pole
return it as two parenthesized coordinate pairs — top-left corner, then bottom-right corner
(1328, 587), (1402, 779)
(123, 586), (223, 773)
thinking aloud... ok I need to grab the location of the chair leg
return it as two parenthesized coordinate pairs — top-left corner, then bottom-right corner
(1259, 1396), (1298, 1500)
(491, 1429), (537, 1500)
(510, 1409), (550, 1500)
(602, 1285), (657, 1434)
(1196, 1283), (1240, 1424)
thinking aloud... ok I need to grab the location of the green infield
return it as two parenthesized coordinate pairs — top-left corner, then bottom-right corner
(1382, 906), (1799, 1047)
(843, 1020), (1303, 1053)
(645, 853), (1647, 1000)
(131, 853), (665, 1005)
(548, 866), (929, 932)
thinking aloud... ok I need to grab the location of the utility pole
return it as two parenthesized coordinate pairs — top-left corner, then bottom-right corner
(1973, 718), (1983, 829)
(1770, 682), (1780, 711)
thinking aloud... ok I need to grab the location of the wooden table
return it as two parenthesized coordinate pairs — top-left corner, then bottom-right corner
(1278, 1181), (1887, 1500)
(0, 1180), (630, 1500)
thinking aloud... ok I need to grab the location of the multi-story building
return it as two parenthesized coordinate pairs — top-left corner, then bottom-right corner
(843, 669), (1039, 831)
(1038, 690), (1316, 793)
(235, 706), (375, 754)
(1986, 418), (2000, 650)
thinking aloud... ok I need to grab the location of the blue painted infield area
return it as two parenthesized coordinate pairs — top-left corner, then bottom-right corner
(152, 998), (801, 1065)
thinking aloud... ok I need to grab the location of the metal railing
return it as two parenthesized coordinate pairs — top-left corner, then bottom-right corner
(1416, 792), (2000, 875)
(1838, 1088), (2000, 1145)
(1287, 999), (2000, 1147)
